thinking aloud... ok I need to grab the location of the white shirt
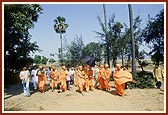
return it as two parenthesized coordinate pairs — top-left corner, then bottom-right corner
(31, 69), (37, 77)
(69, 69), (75, 76)
(20, 70), (30, 83)
(66, 71), (71, 81)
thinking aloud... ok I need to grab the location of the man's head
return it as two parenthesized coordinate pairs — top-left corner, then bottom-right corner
(22, 66), (27, 70)
(116, 64), (121, 70)
(62, 65), (66, 70)
(100, 64), (104, 69)
(39, 65), (43, 70)
(104, 64), (109, 69)
(79, 66), (83, 71)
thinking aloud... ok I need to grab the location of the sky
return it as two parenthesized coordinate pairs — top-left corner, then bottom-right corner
(29, 3), (164, 60)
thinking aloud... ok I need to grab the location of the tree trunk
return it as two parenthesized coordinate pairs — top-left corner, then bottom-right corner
(128, 4), (136, 73)
(103, 4), (110, 67)
(121, 48), (124, 66)
(60, 33), (63, 63)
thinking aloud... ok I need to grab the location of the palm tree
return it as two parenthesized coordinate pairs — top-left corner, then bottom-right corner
(128, 4), (136, 73)
(54, 16), (68, 63)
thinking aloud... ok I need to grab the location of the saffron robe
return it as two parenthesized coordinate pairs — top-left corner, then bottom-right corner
(77, 70), (89, 92)
(50, 70), (59, 89)
(104, 68), (111, 91)
(37, 70), (47, 92)
(59, 69), (68, 92)
(74, 70), (79, 86)
(88, 68), (94, 91)
(97, 68), (106, 90)
(113, 70), (133, 96)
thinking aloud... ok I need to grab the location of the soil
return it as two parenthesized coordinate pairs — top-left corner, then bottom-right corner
(3, 80), (165, 113)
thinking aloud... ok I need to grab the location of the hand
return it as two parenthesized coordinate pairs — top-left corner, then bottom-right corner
(132, 80), (136, 83)
(20, 76), (24, 80)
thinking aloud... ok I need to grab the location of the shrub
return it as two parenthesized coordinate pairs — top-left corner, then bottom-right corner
(127, 71), (155, 89)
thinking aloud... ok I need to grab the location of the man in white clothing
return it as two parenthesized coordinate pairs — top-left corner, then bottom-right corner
(19, 66), (31, 97)
(69, 67), (75, 85)
(31, 66), (38, 90)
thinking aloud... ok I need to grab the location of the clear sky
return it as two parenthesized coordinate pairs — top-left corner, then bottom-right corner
(29, 3), (164, 60)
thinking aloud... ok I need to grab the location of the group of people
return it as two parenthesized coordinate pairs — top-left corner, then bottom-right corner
(19, 63), (136, 97)
(20, 63), (164, 97)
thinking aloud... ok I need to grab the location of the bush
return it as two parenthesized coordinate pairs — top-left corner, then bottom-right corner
(127, 71), (154, 89)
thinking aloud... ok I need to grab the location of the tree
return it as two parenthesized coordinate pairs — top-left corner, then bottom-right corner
(67, 35), (85, 67)
(54, 16), (68, 63)
(95, 15), (123, 66)
(4, 4), (43, 85)
(110, 21), (124, 66)
(4, 4), (43, 71)
(34, 55), (49, 65)
(34, 55), (42, 64)
(142, 9), (164, 65)
(122, 15), (143, 68)
(128, 4), (136, 73)
(83, 42), (102, 62)
(41, 56), (48, 64)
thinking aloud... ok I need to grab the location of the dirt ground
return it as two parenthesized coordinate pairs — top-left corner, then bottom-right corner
(3, 80), (165, 113)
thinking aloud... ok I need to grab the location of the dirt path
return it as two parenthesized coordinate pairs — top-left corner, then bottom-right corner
(3, 81), (165, 112)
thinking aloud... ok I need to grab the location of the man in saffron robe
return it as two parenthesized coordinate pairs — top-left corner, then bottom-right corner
(58, 65), (68, 92)
(37, 65), (47, 93)
(83, 65), (89, 92)
(113, 64), (135, 96)
(97, 64), (106, 90)
(87, 66), (94, 91)
(74, 67), (79, 87)
(104, 64), (111, 91)
(50, 66), (59, 92)
(77, 66), (88, 95)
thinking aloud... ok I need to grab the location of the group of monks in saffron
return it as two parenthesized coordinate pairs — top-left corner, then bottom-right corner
(34, 63), (136, 96)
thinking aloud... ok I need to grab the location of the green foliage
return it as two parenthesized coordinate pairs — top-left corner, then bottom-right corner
(54, 16), (68, 34)
(127, 71), (154, 89)
(66, 35), (85, 67)
(137, 50), (149, 71)
(49, 59), (56, 63)
(4, 4), (43, 71)
(83, 42), (102, 62)
(34, 55), (41, 64)
(95, 12), (143, 67)
(123, 15), (143, 62)
(95, 15), (122, 66)
(64, 36), (102, 67)
(41, 56), (48, 64)
(4, 4), (43, 84)
(142, 9), (164, 65)
(33, 55), (49, 65)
